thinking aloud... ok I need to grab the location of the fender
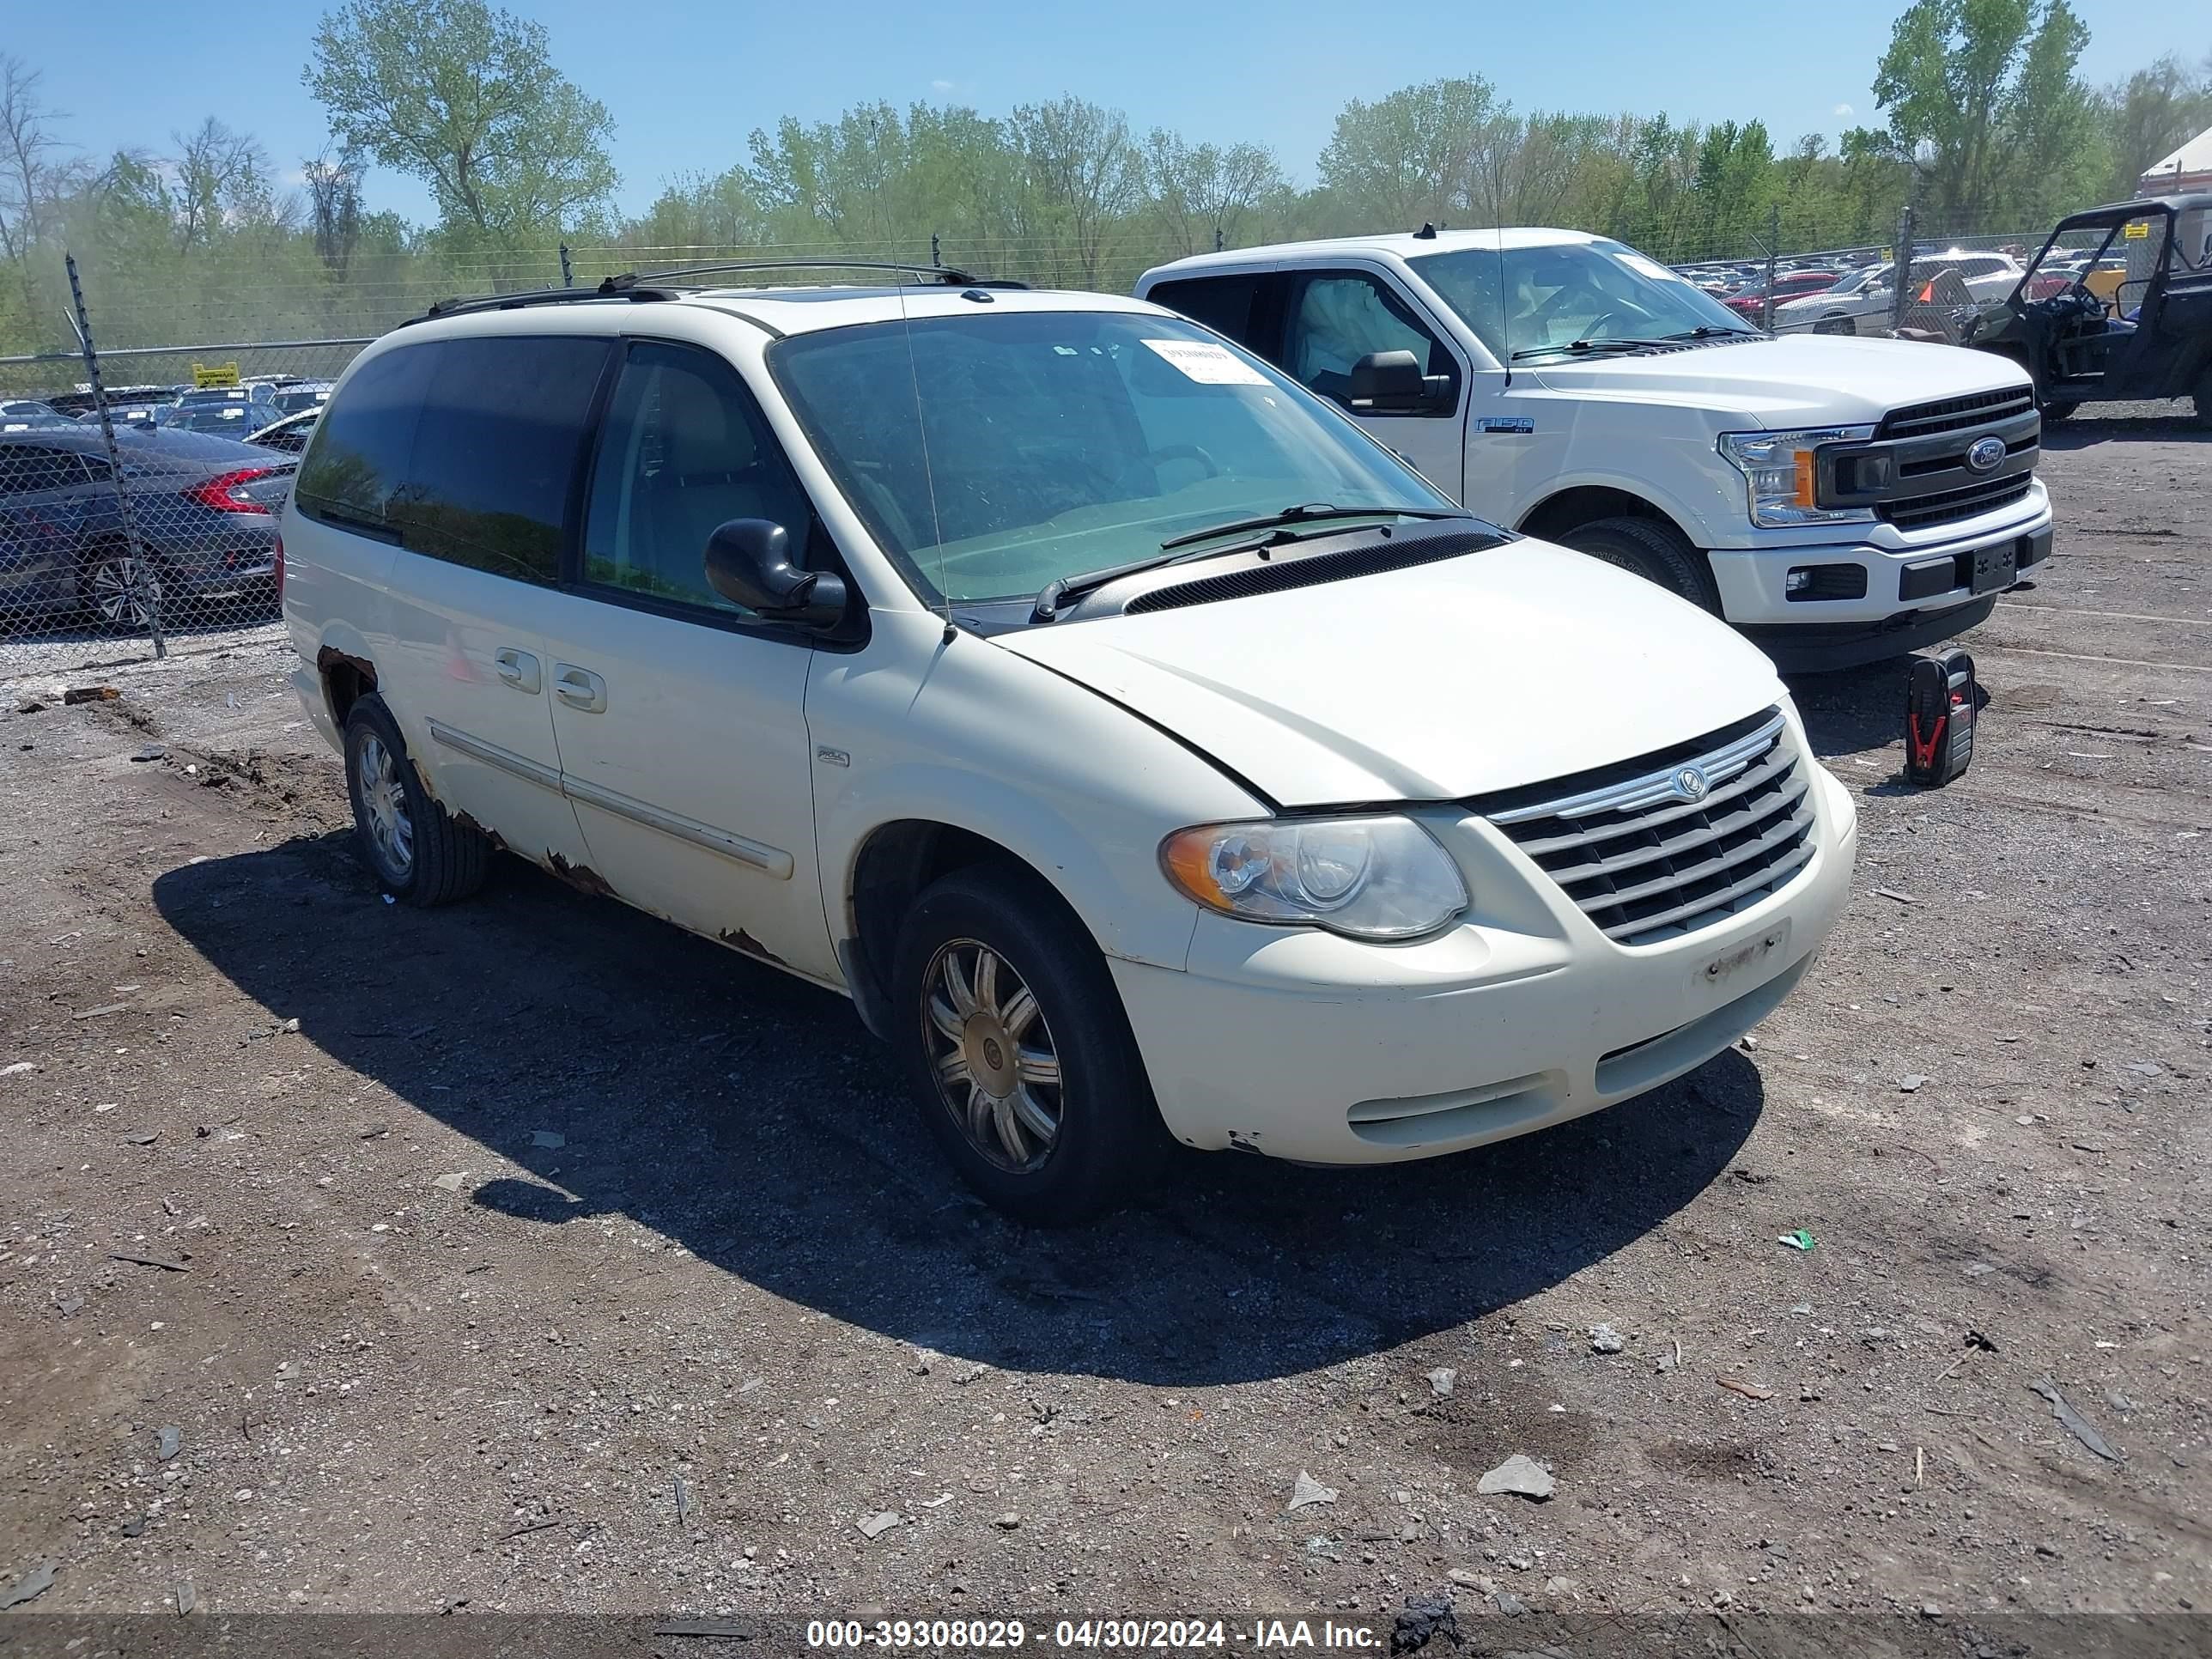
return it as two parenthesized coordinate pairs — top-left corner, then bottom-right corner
(808, 614), (1264, 975)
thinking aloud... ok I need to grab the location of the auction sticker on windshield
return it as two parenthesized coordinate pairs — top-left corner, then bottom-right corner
(1142, 338), (1272, 385)
(1617, 251), (1686, 284)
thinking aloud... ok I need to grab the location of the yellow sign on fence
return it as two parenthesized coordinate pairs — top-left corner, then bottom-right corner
(191, 361), (240, 388)
(2122, 220), (2149, 240)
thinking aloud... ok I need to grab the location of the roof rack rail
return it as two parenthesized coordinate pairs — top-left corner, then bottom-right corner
(407, 259), (1028, 326)
(632, 258), (1028, 290)
(410, 273), (680, 325)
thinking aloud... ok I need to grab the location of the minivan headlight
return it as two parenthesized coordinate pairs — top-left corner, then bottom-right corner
(1159, 816), (1468, 940)
(1718, 426), (1878, 527)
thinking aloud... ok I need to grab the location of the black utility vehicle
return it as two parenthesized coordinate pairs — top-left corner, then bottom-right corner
(1966, 194), (2212, 427)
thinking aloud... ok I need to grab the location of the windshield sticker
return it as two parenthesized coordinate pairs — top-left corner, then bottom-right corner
(1476, 416), (1534, 434)
(1140, 338), (1271, 386)
(1618, 252), (1686, 284)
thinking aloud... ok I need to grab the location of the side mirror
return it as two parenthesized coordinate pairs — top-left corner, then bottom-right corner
(1347, 349), (1427, 412)
(702, 519), (848, 629)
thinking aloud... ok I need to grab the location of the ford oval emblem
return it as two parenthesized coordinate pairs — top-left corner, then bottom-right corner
(1965, 434), (2007, 473)
(1673, 764), (1711, 803)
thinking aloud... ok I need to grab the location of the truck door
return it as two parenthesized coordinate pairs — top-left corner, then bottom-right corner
(1275, 269), (1468, 499)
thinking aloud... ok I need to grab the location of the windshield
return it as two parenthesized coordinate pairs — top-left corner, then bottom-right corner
(770, 310), (1451, 607)
(1411, 239), (1755, 361)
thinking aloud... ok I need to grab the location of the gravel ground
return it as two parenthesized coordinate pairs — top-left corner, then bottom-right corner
(1, 403), (2206, 1627)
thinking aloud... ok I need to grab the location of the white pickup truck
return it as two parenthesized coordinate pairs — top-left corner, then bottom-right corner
(1138, 228), (2053, 670)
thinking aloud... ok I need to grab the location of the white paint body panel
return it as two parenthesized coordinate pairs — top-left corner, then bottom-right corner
(1137, 230), (2052, 633)
(283, 285), (1856, 1170)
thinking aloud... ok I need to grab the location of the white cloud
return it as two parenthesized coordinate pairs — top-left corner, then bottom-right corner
(1833, 102), (1855, 118)
(931, 78), (956, 94)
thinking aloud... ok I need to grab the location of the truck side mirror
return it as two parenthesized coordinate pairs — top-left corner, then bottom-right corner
(703, 519), (848, 629)
(1347, 350), (1432, 413)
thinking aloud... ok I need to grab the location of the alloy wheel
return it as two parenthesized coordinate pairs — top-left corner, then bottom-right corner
(920, 938), (1062, 1172)
(356, 732), (415, 881)
(88, 556), (161, 629)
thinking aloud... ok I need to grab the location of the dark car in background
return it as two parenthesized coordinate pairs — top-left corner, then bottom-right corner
(0, 426), (295, 632)
(1, 399), (71, 430)
(158, 400), (283, 437)
(272, 380), (333, 415)
(156, 384), (283, 438)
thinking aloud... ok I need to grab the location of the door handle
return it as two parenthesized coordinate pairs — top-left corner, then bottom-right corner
(493, 647), (541, 694)
(553, 662), (607, 714)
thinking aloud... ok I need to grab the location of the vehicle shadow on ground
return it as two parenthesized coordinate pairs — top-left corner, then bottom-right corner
(154, 833), (1765, 1387)
(1786, 659), (1911, 762)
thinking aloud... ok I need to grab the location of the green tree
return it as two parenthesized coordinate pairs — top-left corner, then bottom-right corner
(2106, 55), (2212, 197)
(1006, 96), (1139, 286)
(171, 117), (272, 251)
(305, 0), (617, 249)
(1867, 0), (2106, 225)
(1315, 76), (1501, 229)
(1139, 130), (1283, 255)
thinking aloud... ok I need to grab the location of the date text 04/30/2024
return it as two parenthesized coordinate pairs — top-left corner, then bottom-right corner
(805, 1617), (1383, 1649)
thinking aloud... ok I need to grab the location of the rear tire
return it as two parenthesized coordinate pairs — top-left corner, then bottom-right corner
(2191, 368), (2212, 432)
(1560, 515), (1722, 612)
(890, 863), (1158, 1224)
(79, 546), (167, 635)
(343, 693), (489, 907)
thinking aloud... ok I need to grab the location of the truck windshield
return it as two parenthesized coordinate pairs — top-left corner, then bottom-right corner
(771, 310), (1452, 607)
(1412, 240), (1757, 362)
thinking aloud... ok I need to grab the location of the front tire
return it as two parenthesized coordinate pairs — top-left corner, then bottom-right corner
(343, 694), (489, 906)
(890, 864), (1158, 1224)
(1560, 515), (1721, 612)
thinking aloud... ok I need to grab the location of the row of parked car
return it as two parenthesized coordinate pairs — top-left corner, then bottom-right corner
(9, 377), (331, 441)
(0, 383), (320, 631)
(1680, 245), (2138, 337)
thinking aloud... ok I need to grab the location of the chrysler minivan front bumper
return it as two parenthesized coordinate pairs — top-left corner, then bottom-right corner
(1111, 758), (1856, 1165)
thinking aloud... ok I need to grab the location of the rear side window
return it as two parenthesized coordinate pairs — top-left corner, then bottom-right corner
(1147, 275), (1266, 344)
(295, 344), (437, 536)
(295, 334), (609, 584)
(0, 445), (84, 494)
(394, 336), (611, 584)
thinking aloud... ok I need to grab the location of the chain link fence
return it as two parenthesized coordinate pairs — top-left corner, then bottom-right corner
(1, 301), (366, 681)
(2, 206), (2154, 684)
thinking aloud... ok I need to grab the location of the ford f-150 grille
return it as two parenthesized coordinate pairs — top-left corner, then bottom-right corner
(1875, 386), (2035, 440)
(1475, 709), (1815, 946)
(1821, 387), (2041, 532)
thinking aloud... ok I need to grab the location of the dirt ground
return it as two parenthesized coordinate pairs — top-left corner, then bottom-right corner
(1, 406), (2206, 1629)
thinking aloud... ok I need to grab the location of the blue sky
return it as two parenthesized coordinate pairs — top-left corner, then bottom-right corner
(7, 0), (2197, 224)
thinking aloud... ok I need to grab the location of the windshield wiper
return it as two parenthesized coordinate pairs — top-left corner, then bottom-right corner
(1030, 503), (1468, 623)
(1508, 338), (1661, 362)
(1158, 501), (1466, 553)
(1661, 325), (1760, 341)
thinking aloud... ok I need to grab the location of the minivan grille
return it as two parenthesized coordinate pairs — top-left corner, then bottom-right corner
(1876, 386), (2035, 440)
(1478, 709), (1814, 945)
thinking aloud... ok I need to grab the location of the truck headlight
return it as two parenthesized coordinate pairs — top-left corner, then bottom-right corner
(1718, 427), (1878, 527)
(1160, 816), (1468, 941)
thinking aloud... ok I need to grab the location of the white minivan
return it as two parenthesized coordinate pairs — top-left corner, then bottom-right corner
(1139, 229), (2052, 671)
(282, 272), (1857, 1220)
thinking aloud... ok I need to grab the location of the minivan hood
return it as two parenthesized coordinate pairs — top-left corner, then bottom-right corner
(1528, 333), (2029, 426)
(998, 538), (1785, 808)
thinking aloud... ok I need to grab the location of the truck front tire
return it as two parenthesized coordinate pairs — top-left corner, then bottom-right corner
(1560, 516), (1722, 614)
